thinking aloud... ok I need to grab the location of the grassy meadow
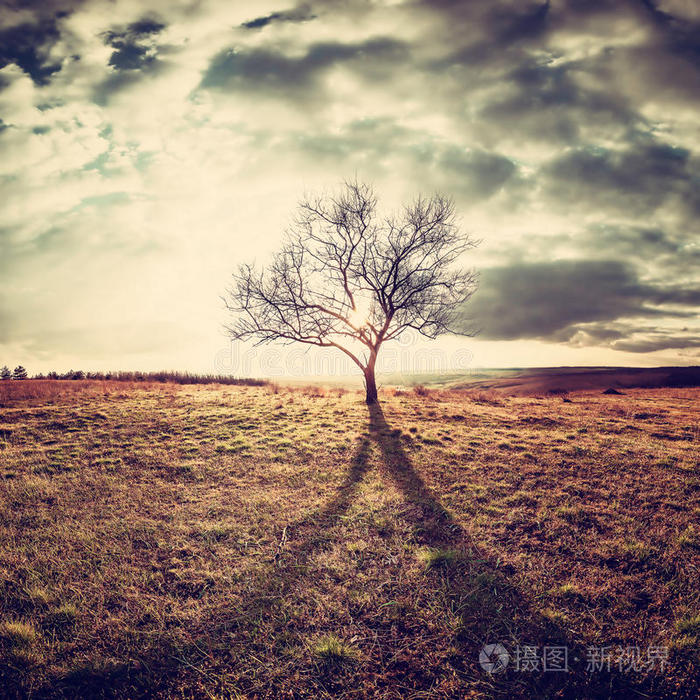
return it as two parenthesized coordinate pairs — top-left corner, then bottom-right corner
(0, 380), (698, 698)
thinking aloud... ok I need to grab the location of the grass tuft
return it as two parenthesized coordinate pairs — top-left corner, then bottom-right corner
(675, 614), (700, 638)
(677, 526), (698, 549)
(311, 634), (359, 664)
(46, 603), (78, 629)
(416, 547), (463, 570)
(0, 620), (39, 647)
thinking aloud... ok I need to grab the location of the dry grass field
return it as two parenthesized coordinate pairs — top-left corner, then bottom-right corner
(0, 380), (698, 698)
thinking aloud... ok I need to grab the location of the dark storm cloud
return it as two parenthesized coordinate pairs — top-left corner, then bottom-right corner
(107, 43), (154, 71)
(200, 37), (408, 94)
(122, 18), (167, 38)
(648, 285), (700, 306)
(477, 59), (640, 145)
(463, 260), (700, 341)
(0, 19), (63, 85)
(638, 0), (700, 63)
(424, 3), (552, 80)
(0, 0), (87, 86)
(582, 225), (691, 258)
(610, 334), (700, 353)
(102, 17), (167, 46)
(416, 0), (551, 42)
(101, 16), (166, 71)
(541, 139), (699, 216)
(241, 4), (316, 30)
(551, 321), (700, 352)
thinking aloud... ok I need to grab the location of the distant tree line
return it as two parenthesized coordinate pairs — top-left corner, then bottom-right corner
(0, 367), (266, 386)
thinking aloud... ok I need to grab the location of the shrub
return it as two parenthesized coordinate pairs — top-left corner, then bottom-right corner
(468, 390), (503, 406)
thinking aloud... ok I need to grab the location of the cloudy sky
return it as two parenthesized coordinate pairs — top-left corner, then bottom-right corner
(1, 0), (699, 377)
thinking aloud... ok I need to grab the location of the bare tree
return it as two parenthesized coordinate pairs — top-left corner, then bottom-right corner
(225, 181), (478, 404)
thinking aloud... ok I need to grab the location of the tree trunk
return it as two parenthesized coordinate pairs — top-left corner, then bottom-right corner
(364, 365), (378, 404)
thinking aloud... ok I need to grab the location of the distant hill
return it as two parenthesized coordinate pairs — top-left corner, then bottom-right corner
(447, 366), (700, 395)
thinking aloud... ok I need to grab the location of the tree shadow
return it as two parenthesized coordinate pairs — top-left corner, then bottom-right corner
(368, 403), (465, 549)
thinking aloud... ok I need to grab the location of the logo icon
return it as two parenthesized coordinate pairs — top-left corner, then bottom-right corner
(479, 643), (510, 673)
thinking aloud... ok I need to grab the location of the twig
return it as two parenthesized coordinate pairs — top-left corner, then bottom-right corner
(273, 526), (288, 565)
